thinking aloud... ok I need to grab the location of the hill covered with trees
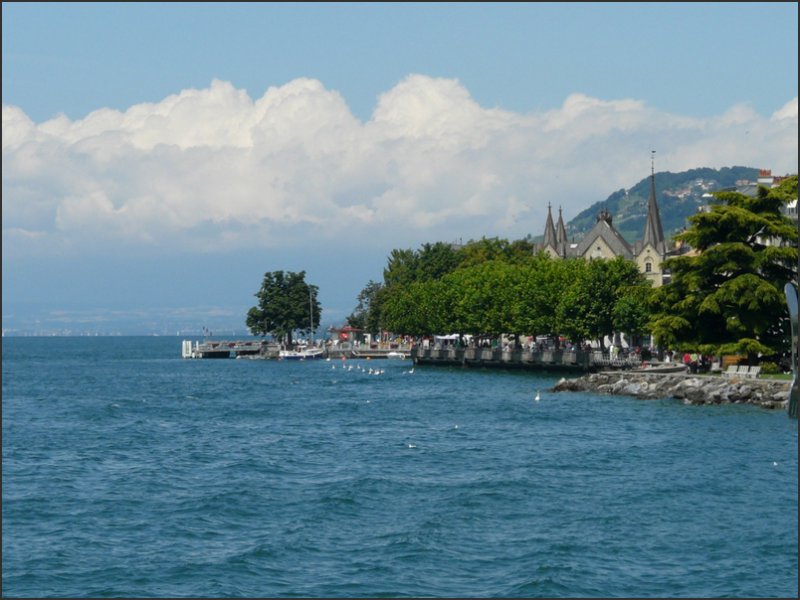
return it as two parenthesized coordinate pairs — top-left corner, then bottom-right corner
(563, 166), (760, 244)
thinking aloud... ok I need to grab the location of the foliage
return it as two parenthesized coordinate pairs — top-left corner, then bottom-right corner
(555, 257), (651, 348)
(246, 270), (320, 346)
(456, 237), (536, 268)
(444, 261), (522, 336)
(649, 176), (798, 359)
(373, 240), (652, 348)
(382, 242), (463, 288)
(346, 280), (384, 334)
(759, 361), (781, 375)
(380, 279), (455, 337)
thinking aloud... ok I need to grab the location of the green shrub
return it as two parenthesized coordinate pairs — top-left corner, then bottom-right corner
(759, 361), (780, 374)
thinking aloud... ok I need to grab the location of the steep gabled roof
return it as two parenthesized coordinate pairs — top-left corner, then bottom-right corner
(574, 216), (634, 259)
(555, 207), (568, 257)
(641, 166), (665, 252)
(542, 203), (557, 250)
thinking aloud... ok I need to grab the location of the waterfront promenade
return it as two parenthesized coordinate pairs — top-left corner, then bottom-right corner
(411, 346), (640, 373)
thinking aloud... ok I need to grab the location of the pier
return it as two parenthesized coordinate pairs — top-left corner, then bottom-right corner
(181, 339), (414, 360)
(180, 339), (647, 372)
(181, 339), (274, 359)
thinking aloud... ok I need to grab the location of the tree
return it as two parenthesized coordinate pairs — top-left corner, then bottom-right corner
(556, 257), (651, 349)
(457, 237), (536, 268)
(381, 279), (452, 336)
(347, 280), (384, 335)
(444, 261), (521, 337)
(382, 242), (463, 288)
(246, 270), (321, 347)
(649, 176), (798, 360)
(516, 253), (579, 338)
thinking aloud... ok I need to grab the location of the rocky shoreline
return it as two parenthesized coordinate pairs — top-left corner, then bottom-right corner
(552, 370), (791, 410)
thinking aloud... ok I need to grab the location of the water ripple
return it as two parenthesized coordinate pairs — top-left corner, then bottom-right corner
(3, 337), (797, 597)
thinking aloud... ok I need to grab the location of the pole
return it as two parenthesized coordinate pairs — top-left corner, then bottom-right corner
(789, 207), (800, 418)
(309, 285), (314, 344)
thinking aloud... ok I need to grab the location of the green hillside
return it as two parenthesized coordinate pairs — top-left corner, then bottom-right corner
(561, 166), (760, 244)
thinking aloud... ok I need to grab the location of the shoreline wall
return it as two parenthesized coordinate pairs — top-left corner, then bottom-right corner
(552, 371), (790, 410)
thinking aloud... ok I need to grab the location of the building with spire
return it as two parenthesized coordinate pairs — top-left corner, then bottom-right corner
(539, 154), (668, 287)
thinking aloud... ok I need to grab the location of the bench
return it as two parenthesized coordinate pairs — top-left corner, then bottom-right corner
(723, 365), (740, 377)
(724, 365), (761, 379)
(744, 366), (761, 379)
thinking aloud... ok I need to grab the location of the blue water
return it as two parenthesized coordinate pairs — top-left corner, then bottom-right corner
(2, 337), (797, 598)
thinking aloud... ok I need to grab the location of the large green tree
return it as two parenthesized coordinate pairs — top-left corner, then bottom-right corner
(649, 175), (798, 360)
(246, 270), (321, 346)
(516, 254), (582, 338)
(382, 242), (463, 288)
(381, 279), (453, 337)
(555, 257), (651, 349)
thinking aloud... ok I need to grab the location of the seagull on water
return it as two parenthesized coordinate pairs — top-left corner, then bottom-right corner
(534, 390), (541, 402)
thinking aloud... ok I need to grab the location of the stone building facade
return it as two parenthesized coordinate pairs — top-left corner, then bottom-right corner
(540, 167), (667, 287)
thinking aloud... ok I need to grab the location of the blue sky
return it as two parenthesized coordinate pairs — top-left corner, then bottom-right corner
(2, 2), (798, 335)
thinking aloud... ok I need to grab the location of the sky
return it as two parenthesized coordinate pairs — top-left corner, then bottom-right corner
(2, 2), (798, 335)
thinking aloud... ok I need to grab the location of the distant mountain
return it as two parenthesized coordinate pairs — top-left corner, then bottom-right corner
(560, 166), (760, 244)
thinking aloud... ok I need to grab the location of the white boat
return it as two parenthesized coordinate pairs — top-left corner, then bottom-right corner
(387, 351), (406, 359)
(279, 347), (324, 360)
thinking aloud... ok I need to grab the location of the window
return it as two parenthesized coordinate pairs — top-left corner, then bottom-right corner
(645, 262), (652, 273)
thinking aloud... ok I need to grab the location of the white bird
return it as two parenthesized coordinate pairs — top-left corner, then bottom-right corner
(534, 390), (541, 402)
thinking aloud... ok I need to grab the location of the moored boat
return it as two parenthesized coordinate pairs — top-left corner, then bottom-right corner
(279, 347), (324, 360)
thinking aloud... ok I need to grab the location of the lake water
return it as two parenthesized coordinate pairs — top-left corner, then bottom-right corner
(2, 336), (797, 597)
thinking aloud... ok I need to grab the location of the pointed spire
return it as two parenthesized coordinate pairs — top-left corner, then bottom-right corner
(556, 206), (568, 257)
(543, 203), (557, 249)
(642, 150), (664, 250)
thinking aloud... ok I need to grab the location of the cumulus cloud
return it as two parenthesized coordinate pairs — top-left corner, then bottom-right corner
(3, 75), (798, 258)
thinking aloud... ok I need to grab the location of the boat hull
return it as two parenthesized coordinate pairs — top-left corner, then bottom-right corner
(279, 349), (324, 360)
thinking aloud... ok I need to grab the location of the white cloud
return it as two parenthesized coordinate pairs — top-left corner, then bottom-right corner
(3, 75), (798, 259)
(772, 97), (798, 121)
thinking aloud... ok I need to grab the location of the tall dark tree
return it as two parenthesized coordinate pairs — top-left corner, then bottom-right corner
(347, 280), (384, 335)
(246, 270), (321, 347)
(649, 175), (798, 360)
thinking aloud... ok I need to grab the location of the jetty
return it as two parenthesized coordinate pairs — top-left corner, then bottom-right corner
(181, 339), (273, 359)
(181, 339), (414, 360)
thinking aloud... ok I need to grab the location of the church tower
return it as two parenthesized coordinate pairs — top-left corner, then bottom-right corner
(635, 151), (667, 286)
(641, 152), (665, 251)
(555, 207), (568, 258)
(536, 153), (668, 287)
(541, 203), (560, 258)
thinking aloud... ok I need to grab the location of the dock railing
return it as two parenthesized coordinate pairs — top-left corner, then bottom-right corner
(412, 346), (643, 372)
